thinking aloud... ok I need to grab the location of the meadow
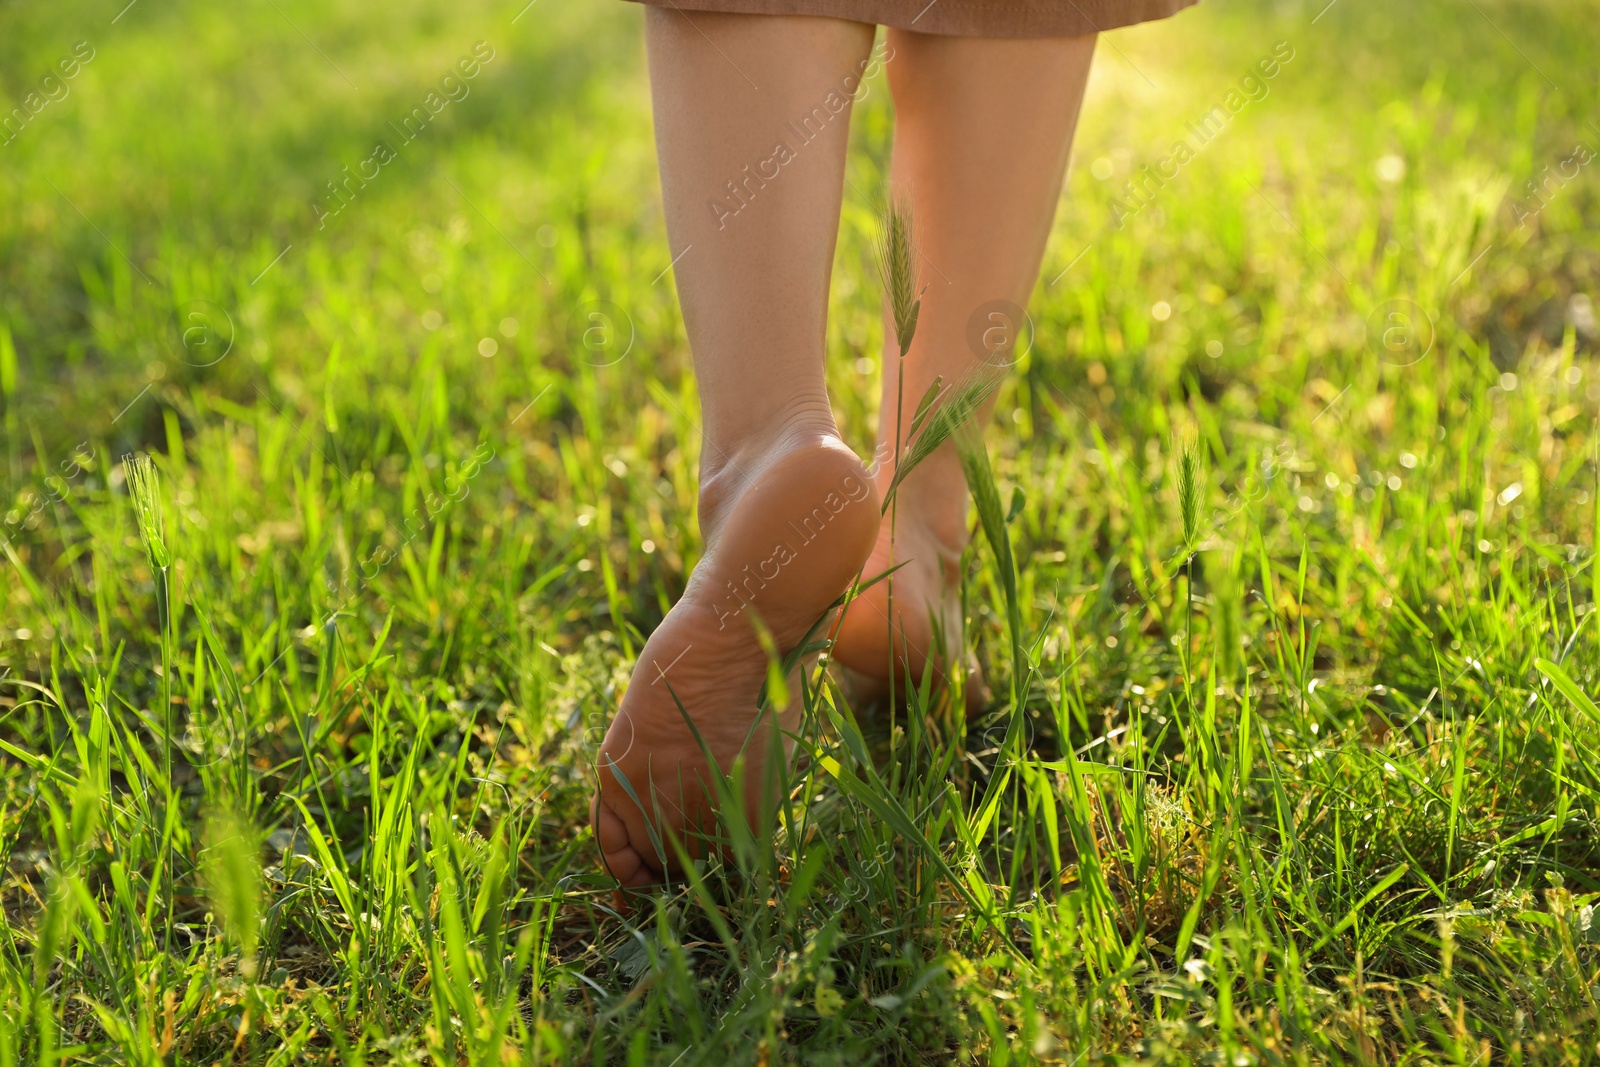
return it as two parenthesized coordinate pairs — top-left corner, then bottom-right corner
(2, 0), (1599, 1062)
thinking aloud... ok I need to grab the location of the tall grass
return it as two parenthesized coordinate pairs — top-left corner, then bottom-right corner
(1, 0), (1599, 1061)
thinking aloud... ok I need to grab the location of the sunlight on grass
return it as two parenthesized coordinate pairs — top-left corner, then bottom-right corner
(1, 0), (1598, 1062)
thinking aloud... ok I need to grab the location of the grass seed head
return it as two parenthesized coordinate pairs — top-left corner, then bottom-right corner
(878, 198), (921, 358)
(123, 452), (171, 570)
(1178, 441), (1205, 554)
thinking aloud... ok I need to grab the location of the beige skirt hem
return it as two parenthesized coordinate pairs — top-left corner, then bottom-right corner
(623, 0), (1198, 37)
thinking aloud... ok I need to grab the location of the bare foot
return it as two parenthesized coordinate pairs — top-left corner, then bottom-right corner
(831, 457), (988, 713)
(591, 434), (880, 886)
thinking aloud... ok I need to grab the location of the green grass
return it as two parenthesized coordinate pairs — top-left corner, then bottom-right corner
(3, 0), (1600, 1061)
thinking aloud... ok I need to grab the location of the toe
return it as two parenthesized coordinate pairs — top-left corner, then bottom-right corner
(592, 793), (665, 887)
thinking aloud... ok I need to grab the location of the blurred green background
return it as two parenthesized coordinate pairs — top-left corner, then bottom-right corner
(1, 0), (1589, 462)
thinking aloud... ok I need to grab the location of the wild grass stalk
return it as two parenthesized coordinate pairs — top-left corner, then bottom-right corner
(878, 196), (920, 720)
(123, 453), (180, 992)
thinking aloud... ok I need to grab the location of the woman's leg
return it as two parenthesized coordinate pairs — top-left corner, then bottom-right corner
(832, 29), (1097, 703)
(592, 9), (881, 886)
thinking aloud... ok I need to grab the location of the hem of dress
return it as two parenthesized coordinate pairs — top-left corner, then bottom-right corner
(622, 0), (1198, 37)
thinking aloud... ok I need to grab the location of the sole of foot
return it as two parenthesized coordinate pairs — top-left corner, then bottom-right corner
(591, 434), (880, 887)
(830, 510), (989, 716)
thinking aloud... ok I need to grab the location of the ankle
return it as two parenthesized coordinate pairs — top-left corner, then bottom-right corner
(697, 398), (844, 539)
(877, 446), (971, 552)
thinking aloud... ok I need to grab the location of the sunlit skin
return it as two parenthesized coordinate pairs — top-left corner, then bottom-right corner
(592, 10), (1096, 883)
(591, 12), (881, 885)
(833, 28), (1096, 707)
